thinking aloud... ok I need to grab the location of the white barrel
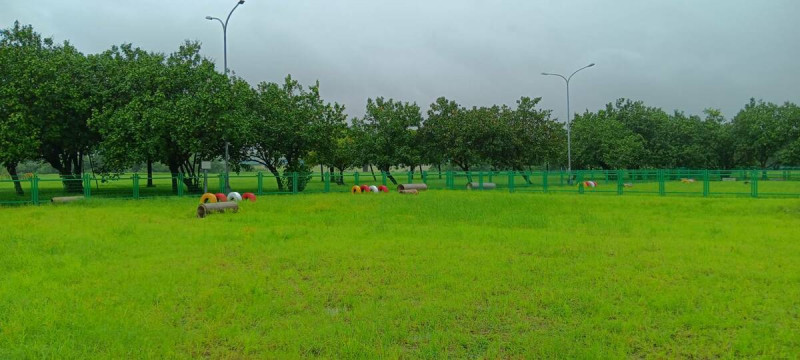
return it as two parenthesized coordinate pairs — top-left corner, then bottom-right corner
(227, 192), (243, 202)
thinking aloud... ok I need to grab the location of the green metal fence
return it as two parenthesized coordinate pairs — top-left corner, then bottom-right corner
(2, 169), (799, 205)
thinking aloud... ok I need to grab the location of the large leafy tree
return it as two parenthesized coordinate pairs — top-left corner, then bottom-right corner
(1, 22), (98, 193)
(423, 97), (480, 172)
(93, 41), (245, 193)
(159, 41), (248, 192)
(489, 97), (565, 173)
(316, 125), (357, 185)
(0, 22), (45, 195)
(777, 103), (800, 165)
(89, 44), (167, 186)
(249, 76), (346, 191)
(353, 97), (422, 184)
(731, 99), (790, 169)
(37, 40), (99, 192)
(571, 110), (646, 169)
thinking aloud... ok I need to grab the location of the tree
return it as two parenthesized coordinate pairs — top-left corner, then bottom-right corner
(488, 97), (565, 174)
(89, 41), (244, 193)
(0, 22), (45, 195)
(776, 102), (800, 166)
(731, 99), (789, 169)
(318, 125), (358, 185)
(249, 76), (346, 191)
(571, 110), (646, 169)
(353, 97), (422, 184)
(33, 39), (99, 192)
(423, 97), (480, 172)
(89, 44), (167, 186)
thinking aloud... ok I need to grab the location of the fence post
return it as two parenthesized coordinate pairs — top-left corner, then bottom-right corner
(83, 173), (91, 199)
(488, 171), (493, 183)
(422, 171), (428, 184)
(478, 171), (484, 190)
(617, 170), (624, 195)
(218, 174), (225, 193)
(542, 171), (548, 193)
(751, 170), (758, 198)
(257, 172), (263, 195)
(177, 172), (184, 197)
(560, 171), (564, 185)
(407, 171), (413, 183)
(508, 171), (515, 193)
(381, 172), (387, 186)
(577, 172), (584, 194)
(292, 172), (299, 194)
(133, 173), (139, 199)
(31, 175), (39, 205)
(703, 170), (710, 197)
(658, 170), (665, 196)
(354, 171), (360, 185)
(323, 172), (330, 193)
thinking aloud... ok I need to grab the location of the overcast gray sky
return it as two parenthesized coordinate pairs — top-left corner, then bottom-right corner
(3, 0), (799, 121)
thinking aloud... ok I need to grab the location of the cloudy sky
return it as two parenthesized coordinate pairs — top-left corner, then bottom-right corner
(3, 0), (799, 121)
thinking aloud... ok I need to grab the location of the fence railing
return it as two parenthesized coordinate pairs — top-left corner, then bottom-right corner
(2, 169), (799, 205)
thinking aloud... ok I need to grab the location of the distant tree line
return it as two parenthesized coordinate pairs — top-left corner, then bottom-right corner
(2, 22), (799, 195)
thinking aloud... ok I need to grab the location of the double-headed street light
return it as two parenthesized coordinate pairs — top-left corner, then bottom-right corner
(206, 0), (245, 193)
(542, 63), (595, 185)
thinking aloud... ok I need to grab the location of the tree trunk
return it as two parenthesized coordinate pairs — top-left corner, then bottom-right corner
(320, 164), (324, 182)
(516, 168), (532, 184)
(59, 170), (83, 193)
(44, 152), (83, 193)
(332, 167), (344, 185)
(381, 166), (398, 185)
(438, 164), (442, 179)
(266, 164), (284, 191)
(168, 163), (180, 193)
(369, 165), (377, 181)
(455, 163), (472, 183)
(146, 159), (154, 187)
(5, 163), (24, 196)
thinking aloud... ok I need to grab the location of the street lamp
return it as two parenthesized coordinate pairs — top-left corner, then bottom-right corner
(206, 0), (245, 193)
(542, 63), (595, 185)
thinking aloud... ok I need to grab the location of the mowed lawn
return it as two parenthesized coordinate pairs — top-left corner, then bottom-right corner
(1, 192), (799, 358)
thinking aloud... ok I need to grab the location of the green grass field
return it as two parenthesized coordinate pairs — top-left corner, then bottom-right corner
(2, 192), (800, 358)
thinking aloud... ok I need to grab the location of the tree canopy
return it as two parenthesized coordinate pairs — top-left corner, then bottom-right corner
(2, 21), (799, 197)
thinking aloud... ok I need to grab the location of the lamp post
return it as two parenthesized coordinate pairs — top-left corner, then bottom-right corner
(206, 0), (245, 193)
(542, 63), (595, 185)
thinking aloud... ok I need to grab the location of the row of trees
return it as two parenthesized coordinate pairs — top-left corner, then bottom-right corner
(571, 99), (800, 169)
(2, 22), (799, 195)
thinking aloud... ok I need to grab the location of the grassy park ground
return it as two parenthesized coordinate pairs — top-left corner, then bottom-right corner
(1, 192), (800, 358)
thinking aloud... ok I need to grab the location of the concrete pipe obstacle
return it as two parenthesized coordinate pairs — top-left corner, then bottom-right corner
(200, 193), (218, 204)
(397, 183), (428, 192)
(197, 201), (239, 218)
(51, 196), (85, 203)
(227, 192), (243, 202)
(242, 192), (257, 202)
(351, 185), (362, 194)
(378, 185), (389, 193)
(360, 185), (370, 193)
(369, 185), (379, 193)
(466, 182), (497, 190)
(399, 189), (419, 195)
